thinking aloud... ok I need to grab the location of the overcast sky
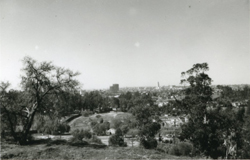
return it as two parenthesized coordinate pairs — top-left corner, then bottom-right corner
(0, 0), (249, 90)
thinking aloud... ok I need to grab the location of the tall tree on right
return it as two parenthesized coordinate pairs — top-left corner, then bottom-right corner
(180, 63), (213, 127)
(179, 63), (242, 158)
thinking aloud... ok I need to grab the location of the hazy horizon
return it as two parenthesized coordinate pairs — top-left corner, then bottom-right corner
(1, 0), (249, 90)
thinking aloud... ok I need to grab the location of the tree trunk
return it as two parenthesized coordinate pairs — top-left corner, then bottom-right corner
(19, 106), (37, 145)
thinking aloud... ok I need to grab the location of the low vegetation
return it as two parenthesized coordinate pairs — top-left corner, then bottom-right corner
(108, 128), (127, 147)
(69, 129), (103, 145)
(1, 142), (188, 160)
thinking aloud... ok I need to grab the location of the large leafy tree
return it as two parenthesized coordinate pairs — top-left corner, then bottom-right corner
(51, 90), (84, 117)
(1, 57), (80, 144)
(132, 104), (161, 149)
(179, 63), (245, 158)
(82, 91), (106, 112)
(179, 63), (213, 155)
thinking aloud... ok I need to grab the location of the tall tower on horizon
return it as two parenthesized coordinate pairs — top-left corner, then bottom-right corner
(157, 82), (160, 90)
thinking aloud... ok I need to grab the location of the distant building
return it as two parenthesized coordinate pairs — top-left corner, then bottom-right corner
(106, 128), (116, 135)
(160, 116), (184, 128)
(110, 84), (119, 92)
(110, 86), (114, 91)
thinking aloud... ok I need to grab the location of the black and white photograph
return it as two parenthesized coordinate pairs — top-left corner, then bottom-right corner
(0, 0), (249, 159)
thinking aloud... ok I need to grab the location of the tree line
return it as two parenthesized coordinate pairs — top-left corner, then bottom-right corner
(1, 57), (250, 158)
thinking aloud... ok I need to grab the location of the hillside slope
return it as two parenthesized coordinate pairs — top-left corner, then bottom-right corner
(69, 111), (133, 132)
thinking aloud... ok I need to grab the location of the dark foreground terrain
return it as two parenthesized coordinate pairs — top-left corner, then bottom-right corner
(1, 141), (190, 160)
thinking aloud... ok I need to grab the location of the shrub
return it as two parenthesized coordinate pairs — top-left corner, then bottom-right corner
(168, 142), (194, 156)
(115, 128), (123, 136)
(156, 143), (172, 153)
(169, 145), (181, 156)
(71, 129), (92, 142)
(108, 135), (127, 147)
(177, 142), (193, 156)
(56, 123), (70, 134)
(109, 135), (117, 146)
(69, 129), (105, 146)
(81, 110), (93, 117)
(108, 128), (127, 147)
(69, 130), (89, 146)
(82, 130), (92, 139)
(96, 115), (101, 118)
(73, 129), (83, 140)
(65, 124), (71, 132)
(140, 137), (158, 149)
(89, 135), (103, 144)
(36, 116), (70, 135)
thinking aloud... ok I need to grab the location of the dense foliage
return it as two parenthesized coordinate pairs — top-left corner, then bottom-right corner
(131, 104), (161, 149)
(179, 63), (249, 159)
(108, 128), (127, 147)
(34, 115), (70, 135)
(1, 57), (80, 144)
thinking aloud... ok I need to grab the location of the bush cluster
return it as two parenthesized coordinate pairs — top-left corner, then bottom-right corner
(69, 129), (103, 145)
(158, 141), (194, 156)
(90, 135), (103, 144)
(177, 142), (193, 156)
(156, 143), (172, 153)
(157, 142), (194, 156)
(108, 128), (127, 147)
(57, 123), (70, 134)
(140, 137), (158, 149)
(42, 122), (70, 135)
(138, 122), (161, 149)
(36, 116), (70, 135)
(81, 110), (93, 117)
(70, 129), (92, 142)
(95, 115), (101, 118)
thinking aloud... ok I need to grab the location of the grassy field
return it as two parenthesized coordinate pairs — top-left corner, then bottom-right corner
(0, 142), (189, 159)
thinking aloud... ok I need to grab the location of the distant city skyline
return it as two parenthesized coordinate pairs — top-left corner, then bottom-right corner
(1, 0), (249, 90)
